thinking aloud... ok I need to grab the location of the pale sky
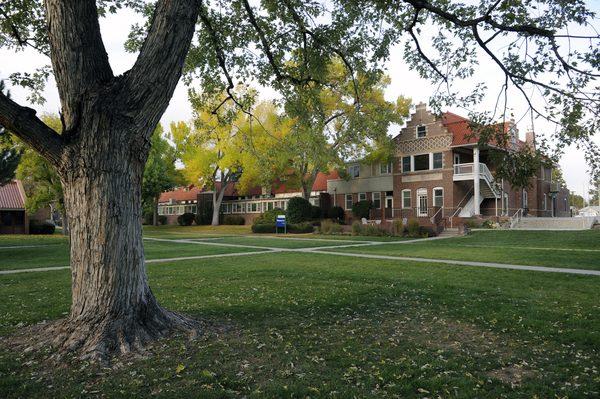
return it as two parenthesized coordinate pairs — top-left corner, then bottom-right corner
(0, 6), (598, 199)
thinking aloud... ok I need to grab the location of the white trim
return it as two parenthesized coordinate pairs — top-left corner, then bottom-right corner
(401, 189), (411, 209)
(416, 124), (427, 138)
(433, 187), (444, 208)
(358, 192), (367, 202)
(372, 192), (381, 209)
(345, 194), (353, 210)
(417, 188), (428, 216)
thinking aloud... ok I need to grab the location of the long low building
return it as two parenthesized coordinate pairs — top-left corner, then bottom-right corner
(157, 103), (570, 226)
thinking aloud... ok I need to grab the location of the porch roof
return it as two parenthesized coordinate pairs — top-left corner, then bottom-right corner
(0, 180), (26, 210)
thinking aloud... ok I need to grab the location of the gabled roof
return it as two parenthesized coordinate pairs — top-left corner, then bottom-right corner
(0, 180), (26, 210)
(442, 111), (525, 149)
(158, 186), (201, 203)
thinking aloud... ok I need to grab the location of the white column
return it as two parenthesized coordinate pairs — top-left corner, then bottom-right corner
(473, 146), (480, 215)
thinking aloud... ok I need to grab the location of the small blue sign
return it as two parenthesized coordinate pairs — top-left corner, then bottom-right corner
(275, 216), (286, 228)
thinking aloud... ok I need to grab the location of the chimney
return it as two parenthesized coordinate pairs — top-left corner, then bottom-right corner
(525, 129), (536, 149)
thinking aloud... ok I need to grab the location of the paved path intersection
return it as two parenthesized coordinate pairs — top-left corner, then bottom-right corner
(1, 235), (599, 276)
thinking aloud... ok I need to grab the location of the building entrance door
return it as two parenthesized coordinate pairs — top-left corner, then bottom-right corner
(417, 189), (428, 217)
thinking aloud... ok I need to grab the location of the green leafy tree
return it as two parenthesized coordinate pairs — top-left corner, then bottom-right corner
(142, 124), (181, 226)
(569, 191), (585, 210)
(172, 91), (284, 225)
(15, 115), (65, 232)
(0, 0), (597, 359)
(280, 61), (411, 199)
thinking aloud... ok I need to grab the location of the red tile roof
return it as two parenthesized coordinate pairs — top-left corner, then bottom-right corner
(158, 186), (201, 203)
(0, 180), (26, 210)
(158, 171), (339, 203)
(442, 112), (523, 148)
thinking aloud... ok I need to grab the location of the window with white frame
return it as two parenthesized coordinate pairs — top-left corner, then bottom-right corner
(413, 154), (429, 171)
(345, 194), (353, 210)
(416, 125), (427, 138)
(522, 190), (528, 208)
(502, 193), (508, 215)
(433, 187), (444, 208)
(402, 156), (411, 173)
(402, 190), (411, 209)
(432, 152), (443, 169)
(358, 192), (367, 202)
(348, 164), (360, 178)
(380, 162), (393, 174)
(372, 192), (381, 209)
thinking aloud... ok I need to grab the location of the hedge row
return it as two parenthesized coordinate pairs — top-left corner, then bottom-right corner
(251, 222), (314, 234)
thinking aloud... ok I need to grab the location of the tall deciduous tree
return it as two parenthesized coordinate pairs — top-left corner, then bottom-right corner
(281, 61), (411, 199)
(16, 115), (65, 232)
(172, 92), (285, 225)
(142, 124), (181, 226)
(0, 0), (597, 359)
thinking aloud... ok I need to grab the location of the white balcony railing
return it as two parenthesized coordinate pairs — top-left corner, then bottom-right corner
(453, 162), (500, 198)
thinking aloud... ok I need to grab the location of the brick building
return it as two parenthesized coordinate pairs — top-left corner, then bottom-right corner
(157, 103), (570, 227)
(328, 103), (570, 225)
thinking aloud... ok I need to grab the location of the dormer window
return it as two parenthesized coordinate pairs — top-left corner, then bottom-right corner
(348, 164), (360, 178)
(416, 125), (427, 138)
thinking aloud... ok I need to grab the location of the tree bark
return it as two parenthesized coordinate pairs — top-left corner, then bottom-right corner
(0, 0), (202, 360)
(47, 118), (197, 359)
(212, 189), (226, 226)
(153, 196), (159, 226)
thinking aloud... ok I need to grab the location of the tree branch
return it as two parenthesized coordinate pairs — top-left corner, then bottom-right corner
(0, 92), (64, 166)
(124, 0), (200, 132)
(45, 0), (113, 130)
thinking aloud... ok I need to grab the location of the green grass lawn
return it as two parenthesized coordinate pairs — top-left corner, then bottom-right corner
(143, 224), (251, 238)
(323, 230), (600, 271)
(1, 252), (599, 398)
(0, 236), (261, 271)
(1, 228), (599, 398)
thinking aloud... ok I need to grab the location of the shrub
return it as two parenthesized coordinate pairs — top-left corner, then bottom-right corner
(330, 206), (345, 222)
(463, 218), (482, 228)
(177, 212), (195, 226)
(288, 222), (314, 234)
(157, 215), (167, 225)
(311, 205), (322, 219)
(320, 219), (343, 235)
(407, 218), (420, 238)
(482, 219), (495, 229)
(142, 211), (153, 225)
(352, 200), (372, 219)
(195, 201), (213, 225)
(252, 223), (276, 233)
(418, 226), (436, 237)
(362, 224), (389, 237)
(286, 197), (313, 223)
(254, 208), (285, 225)
(351, 220), (362, 236)
(223, 215), (245, 225)
(392, 219), (404, 236)
(29, 220), (56, 235)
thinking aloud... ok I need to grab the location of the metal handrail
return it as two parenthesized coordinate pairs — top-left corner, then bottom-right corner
(430, 206), (444, 224)
(509, 208), (523, 228)
(449, 207), (463, 228)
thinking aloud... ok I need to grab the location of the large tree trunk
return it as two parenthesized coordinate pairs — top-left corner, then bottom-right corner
(49, 122), (196, 359)
(0, 0), (201, 360)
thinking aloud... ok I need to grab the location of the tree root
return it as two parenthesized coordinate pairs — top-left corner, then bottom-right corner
(9, 306), (205, 365)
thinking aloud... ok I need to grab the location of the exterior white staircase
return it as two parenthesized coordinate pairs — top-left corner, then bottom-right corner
(454, 163), (501, 217)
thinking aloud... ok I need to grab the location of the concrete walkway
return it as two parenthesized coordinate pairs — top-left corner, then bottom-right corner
(3, 233), (599, 276)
